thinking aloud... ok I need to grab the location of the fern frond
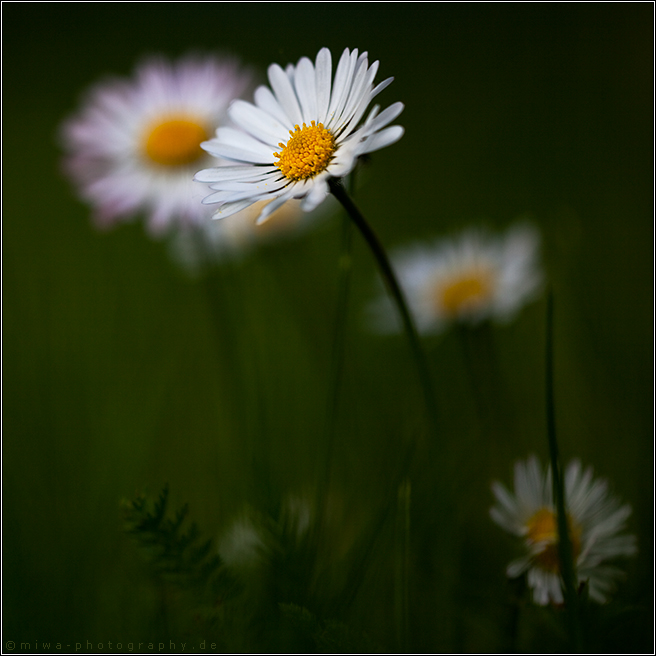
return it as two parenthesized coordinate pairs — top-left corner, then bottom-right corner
(121, 485), (239, 603)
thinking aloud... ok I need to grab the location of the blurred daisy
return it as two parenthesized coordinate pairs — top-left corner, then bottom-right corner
(218, 514), (268, 572)
(60, 54), (251, 235)
(170, 196), (333, 274)
(218, 495), (313, 573)
(369, 223), (542, 335)
(490, 455), (637, 605)
(195, 47), (404, 224)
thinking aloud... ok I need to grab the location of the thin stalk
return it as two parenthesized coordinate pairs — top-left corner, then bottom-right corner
(545, 290), (582, 651)
(320, 169), (357, 497)
(328, 179), (439, 438)
(395, 478), (411, 652)
(313, 210), (354, 577)
(326, 180), (434, 629)
(505, 575), (526, 653)
(203, 267), (271, 507)
(320, 212), (354, 494)
(331, 434), (416, 614)
(313, 174), (356, 606)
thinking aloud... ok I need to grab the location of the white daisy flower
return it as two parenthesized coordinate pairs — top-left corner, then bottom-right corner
(368, 223), (543, 335)
(60, 54), (251, 235)
(195, 47), (404, 224)
(490, 455), (637, 605)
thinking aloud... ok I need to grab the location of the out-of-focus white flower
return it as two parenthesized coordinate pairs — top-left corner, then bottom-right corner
(60, 54), (251, 235)
(169, 196), (334, 274)
(368, 223), (543, 335)
(218, 495), (313, 572)
(195, 47), (404, 224)
(490, 455), (637, 605)
(218, 515), (268, 571)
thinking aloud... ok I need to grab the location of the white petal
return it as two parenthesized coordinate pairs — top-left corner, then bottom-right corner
(343, 103), (403, 153)
(202, 142), (273, 165)
(254, 85), (294, 129)
(340, 69), (393, 141)
(326, 48), (358, 129)
(362, 101), (405, 134)
(326, 147), (358, 178)
(328, 162), (356, 180)
(491, 481), (519, 516)
(332, 77), (394, 144)
(194, 165), (278, 183)
(314, 47), (332, 124)
(490, 507), (519, 535)
(294, 56), (317, 125)
(212, 199), (259, 220)
(212, 126), (274, 156)
(335, 57), (375, 133)
(358, 125), (405, 154)
(301, 177), (329, 211)
(203, 127), (274, 163)
(268, 63), (303, 126)
(228, 100), (288, 146)
(514, 460), (533, 510)
(361, 104), (381, 130)
(340, 60), (380, 135)
(207, 178), (287, 194)
(370, 76), (394, 100)
(288, 177), (313, 199)
(208, 176), (282, 191)
(255, 191), (295, 224)
(507, 555), (532, 578)
(202, 190), (235, 205)
(220, 180), (289, 203)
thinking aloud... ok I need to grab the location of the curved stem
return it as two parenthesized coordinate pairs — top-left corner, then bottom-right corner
(328, 178), (439, 438)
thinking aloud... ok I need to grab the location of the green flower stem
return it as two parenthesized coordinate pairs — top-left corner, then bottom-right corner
(203, 269), (271, 504)
(395, 478), (411, 652)
(316, 171), (356, 542)
(333, 441), (416, 614)
(545, 291), (582, 651)
(315, 209), (354, 547)
(505, 576), (526, 654)
(321, 212), (354, 486)
(328, 178), (439, 438)
(327, 179), (433, 623)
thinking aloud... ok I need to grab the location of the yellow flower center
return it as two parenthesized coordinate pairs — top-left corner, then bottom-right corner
(526, 507), (582, 573)
(274, 121), (336, 181)
(144, 117), (209, 167)
(438, 272), (493, 316)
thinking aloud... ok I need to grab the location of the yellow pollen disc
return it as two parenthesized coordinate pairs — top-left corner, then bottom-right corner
(144, 117), (209, 167)
(526, 507), (582, 573)
(274, 121), (336, 181)
(439, 273), (493, 316)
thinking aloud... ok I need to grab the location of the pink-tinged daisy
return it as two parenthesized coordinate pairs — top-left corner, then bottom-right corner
(195, 47), (404, 224)
(60, 55), (251, 235)
(368, 223), (543, 335)
(490, 455), (637, 605)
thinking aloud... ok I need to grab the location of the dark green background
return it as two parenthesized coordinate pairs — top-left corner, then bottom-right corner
(3, 3), (653, 653)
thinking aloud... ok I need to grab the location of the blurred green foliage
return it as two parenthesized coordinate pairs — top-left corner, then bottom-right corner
(3, 4), (652, 653)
